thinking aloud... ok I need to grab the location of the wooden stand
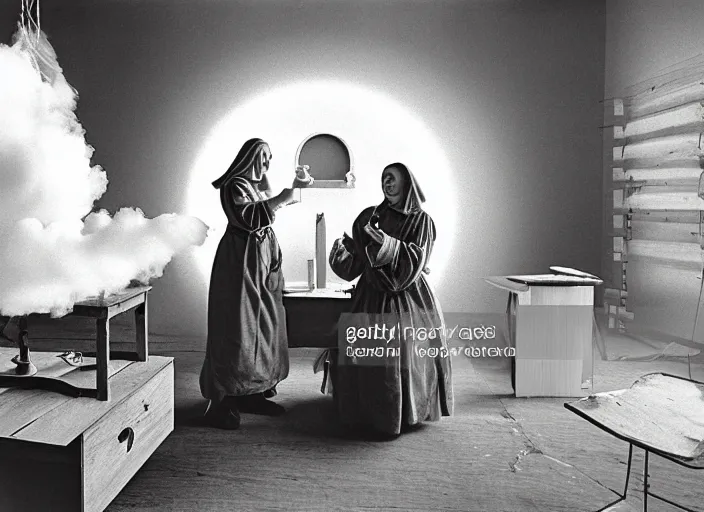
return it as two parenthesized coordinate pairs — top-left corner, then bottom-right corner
(315, 213), (327, 289)
(486, 268), (602, 397)
(0, 349), (174, 512)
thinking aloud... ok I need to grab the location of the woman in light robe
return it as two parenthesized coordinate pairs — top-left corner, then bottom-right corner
(327, 162), (453, 436)
(200, 138), (312, 429)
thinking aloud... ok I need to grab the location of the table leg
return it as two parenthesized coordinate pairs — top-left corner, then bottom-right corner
(96, 318), (110, 401)
(506, 293), (516, 392)
(135, 294), (148, 362)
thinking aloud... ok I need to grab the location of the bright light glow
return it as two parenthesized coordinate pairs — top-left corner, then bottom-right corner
(187, 80), (456, 288)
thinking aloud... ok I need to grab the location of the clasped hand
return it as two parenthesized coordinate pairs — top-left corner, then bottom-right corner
(364, 222), (385, 244)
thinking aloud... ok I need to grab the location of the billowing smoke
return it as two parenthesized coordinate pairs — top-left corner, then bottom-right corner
(0, 27), (208, 317)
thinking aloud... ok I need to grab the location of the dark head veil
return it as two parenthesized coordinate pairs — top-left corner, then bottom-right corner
(212, 138), (268, 189)
(381, 162), (426, 214)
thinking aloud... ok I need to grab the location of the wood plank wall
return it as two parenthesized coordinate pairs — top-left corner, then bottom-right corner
(605, 58), (704, 345)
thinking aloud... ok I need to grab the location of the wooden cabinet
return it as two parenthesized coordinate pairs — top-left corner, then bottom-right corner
(486, 268), (601, 397)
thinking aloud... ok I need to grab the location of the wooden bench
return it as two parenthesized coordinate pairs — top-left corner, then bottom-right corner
(565, 373), (704, 512)
(0, 348), (174, 512)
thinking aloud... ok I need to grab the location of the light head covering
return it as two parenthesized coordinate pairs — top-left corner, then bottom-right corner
(380, 162), (425, 214)
(212, 138), (270, 189)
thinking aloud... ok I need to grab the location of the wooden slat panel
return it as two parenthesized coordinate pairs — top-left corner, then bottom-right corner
(627, 240), (702, 271)
(613, 167), (702, 183)
(623, 102), (704, 140)
(626, 78), (704, 119)
(613, 133), (703, 163)
(631, 220), (700, 244)
(629, 210), (700, 223)
(625, 186), (704, 210)
(614, 157), (701, 171)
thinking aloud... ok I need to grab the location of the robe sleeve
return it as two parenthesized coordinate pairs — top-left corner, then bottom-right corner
(364, 215), (435, 293)
(329, 237), (364, 282)
(222, 178), (275, 233)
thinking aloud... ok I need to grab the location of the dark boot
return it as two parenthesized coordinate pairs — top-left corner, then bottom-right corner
(236, 393), (285, 416)
(204, 398), (241, 430)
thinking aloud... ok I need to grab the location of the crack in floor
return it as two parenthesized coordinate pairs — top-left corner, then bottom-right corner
(474, 367), (624, 497)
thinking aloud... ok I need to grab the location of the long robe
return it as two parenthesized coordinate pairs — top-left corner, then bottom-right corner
(328, 203), (453, 435)
(200, 176), (288, 401)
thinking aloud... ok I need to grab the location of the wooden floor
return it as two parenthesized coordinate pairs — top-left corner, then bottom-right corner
(96, 348), (703, 512)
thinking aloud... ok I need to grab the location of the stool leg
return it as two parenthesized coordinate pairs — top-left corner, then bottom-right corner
(97, 318), (110, 401)
(643, 449), (649, 512)
(135, 295), (148, 362)
(596, 444), (633, 512)
(623, 444), (633, 499)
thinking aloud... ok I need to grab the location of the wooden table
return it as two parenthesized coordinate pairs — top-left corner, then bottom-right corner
(565, 373), (704, 512)
(283, 287), (353, 348)
(0, 286), (151, 401)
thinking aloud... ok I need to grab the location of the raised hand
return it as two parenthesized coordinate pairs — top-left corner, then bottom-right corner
(292, 165), (314, 188)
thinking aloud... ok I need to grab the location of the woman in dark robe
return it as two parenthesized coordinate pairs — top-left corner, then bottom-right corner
(326, 162), (453, 436)
(200, 138), (312, 429)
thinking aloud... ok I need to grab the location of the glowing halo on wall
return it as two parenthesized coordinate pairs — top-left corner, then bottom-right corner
(186, 80), (456, 288)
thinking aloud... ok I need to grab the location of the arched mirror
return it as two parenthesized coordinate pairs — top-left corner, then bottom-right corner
(295, 133), (355, 188)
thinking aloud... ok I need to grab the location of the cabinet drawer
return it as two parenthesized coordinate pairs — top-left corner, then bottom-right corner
(82, 362), (174, 512)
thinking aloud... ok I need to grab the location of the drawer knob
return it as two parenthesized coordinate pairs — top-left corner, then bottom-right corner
(118, 427), (135, 453)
